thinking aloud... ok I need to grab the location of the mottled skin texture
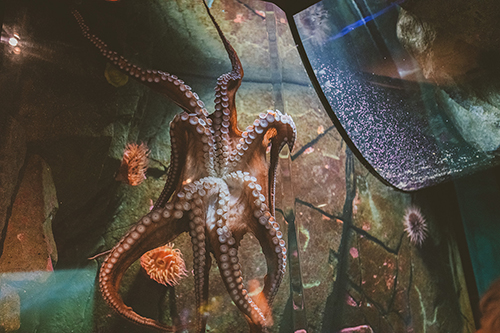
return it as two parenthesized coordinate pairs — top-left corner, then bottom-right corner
(73, 3), (295, 333)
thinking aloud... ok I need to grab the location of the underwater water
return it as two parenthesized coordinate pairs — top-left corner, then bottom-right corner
(294, 0), (500, 191)
(0, 0), (480, 332)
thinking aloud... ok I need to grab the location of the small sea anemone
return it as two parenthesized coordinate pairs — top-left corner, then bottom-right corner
(104, 62), (129, 87)
(140, 243), (188, 286)
(403, 206), (428, 247)
(115, 142), (150, 186)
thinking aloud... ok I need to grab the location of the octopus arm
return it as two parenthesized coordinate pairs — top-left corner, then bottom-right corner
(99, 208), (189, 331)
(183, 180), (216, 333)
(203, 0), (243, 137)
(71, 10), (210, 121)
(234, 110), (296, 215)
(209, 231), (269, 333)
(155, 112), (215, 209)
(154, 115), (189, 209)
(267, 114), (296, 215)
(247, 198), (287, 308)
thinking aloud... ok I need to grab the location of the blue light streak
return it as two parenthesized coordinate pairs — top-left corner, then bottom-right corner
(329, 0), (405, 41)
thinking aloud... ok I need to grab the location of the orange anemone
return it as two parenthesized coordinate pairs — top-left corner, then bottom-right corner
(140, 243), (188, 286)
(116, 142), (149, 186)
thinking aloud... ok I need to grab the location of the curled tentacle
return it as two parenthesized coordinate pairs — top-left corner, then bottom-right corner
(228, 110), (296, 214)
(209, 237), (268, 333)
(71, 9), (209, 120)
(229, 110), (295, 171)
(155, 112), (215, 209)
(250, 212), (287, 307)
(99, 206), (189, 331)
(184, 177), (220, 332)
(203, 0), (244, 175)
(240, 172), (287, 306)
(267, 111), (296, 215)
(203, 0), (243, 135)
(154, 117), (187, 210)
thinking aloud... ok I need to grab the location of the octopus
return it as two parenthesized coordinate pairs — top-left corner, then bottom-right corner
(73, 2), (296, 332)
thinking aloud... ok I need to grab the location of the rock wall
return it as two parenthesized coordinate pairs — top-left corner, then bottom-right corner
(397, 1), (500, 151)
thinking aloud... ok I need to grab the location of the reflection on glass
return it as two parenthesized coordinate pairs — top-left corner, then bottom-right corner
(294, 0), (500, 190)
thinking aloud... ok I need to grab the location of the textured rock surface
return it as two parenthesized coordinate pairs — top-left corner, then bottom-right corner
(0, 117), (26, 254)
(437, 88), (500, 151)
(397, 1), (500, 84)
(288, 102), (476, 332)
(397, 2), (500, 151)
(0, 154), (58, 332)
(0, 0), (477, 332)
(0, 154), (58, 274)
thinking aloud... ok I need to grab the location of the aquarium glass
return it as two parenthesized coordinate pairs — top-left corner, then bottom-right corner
(0, 0), (476, 332)
(294, 0), (500, 190)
